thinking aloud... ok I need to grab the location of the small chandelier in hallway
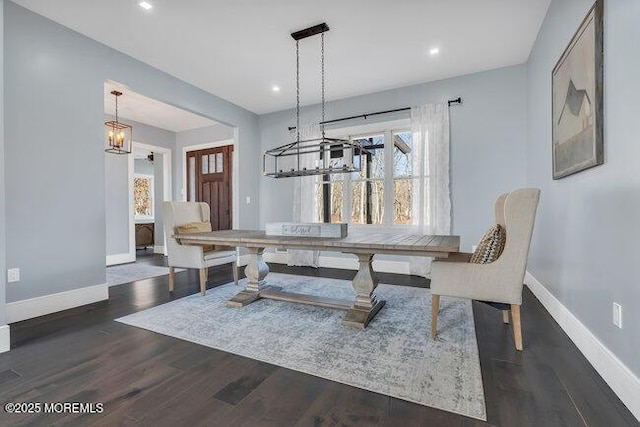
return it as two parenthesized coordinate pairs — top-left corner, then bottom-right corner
(105, 90), (133, 154)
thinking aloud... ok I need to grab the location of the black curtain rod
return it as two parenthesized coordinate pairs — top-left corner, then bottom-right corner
(288, 97), (462, 131)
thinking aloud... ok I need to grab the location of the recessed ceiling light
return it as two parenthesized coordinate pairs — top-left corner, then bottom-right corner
(429, 47), (440, 56)
(139, 1), (153, 10)
(272, 85), (281, 93)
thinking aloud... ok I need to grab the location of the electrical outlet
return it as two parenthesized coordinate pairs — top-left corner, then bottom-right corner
(613, 302), (622, 328)
(7, 268), (20, 283)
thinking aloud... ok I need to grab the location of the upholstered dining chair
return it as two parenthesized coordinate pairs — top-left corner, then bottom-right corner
(429, 188), (540, 351)
(162, 201), (238, 296)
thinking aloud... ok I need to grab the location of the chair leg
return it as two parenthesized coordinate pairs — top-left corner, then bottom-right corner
(168, 267), (175, 292)
(232, 261), (239, 286)
(430, 295), (440, 338)
(199, 268), (207, 296)
(502, 310), (510, 324)
(511, 304), (523, 351)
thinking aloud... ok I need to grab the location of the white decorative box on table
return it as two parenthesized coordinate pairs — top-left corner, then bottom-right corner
(265, 222), (348, 238)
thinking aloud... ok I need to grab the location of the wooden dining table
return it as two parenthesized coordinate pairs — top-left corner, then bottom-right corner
(175, 230), (460, 328)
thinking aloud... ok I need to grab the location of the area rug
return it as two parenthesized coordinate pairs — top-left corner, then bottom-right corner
(116, 273), (486, 420)
(106, 263), (183, 287)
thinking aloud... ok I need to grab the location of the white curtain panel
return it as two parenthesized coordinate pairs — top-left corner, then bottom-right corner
(409, 103), (452, 277)
(288, 123), (321, 267)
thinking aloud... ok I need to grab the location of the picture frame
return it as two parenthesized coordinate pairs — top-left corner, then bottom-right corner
(551, 0), (604, 179)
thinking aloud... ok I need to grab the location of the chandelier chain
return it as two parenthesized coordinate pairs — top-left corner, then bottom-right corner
(321, 32), (325, 138)
(296, 40), (300, 143)
(296, 40), (301, 169)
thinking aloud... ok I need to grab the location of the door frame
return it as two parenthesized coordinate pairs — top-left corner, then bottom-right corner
(182, 138), (239, 229)
(132, 142), (173, 256)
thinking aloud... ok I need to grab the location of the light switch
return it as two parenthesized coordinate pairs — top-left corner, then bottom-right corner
(613, 302), (622, 328)
(7, 268), (20, 283)
(246, 196), (251, 204)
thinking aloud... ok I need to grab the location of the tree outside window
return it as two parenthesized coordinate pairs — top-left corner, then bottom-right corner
(316, 156), (345, 223)
(393, 131), (413, 225)
(351, 135), (385, 225)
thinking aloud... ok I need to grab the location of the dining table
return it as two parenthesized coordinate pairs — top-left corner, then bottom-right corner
(175, 229), (460, 328)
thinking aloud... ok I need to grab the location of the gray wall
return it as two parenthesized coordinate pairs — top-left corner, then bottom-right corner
(174, 123), (234, 201)
(526, 0), (640, 376)
(0, 0), (6, 327)
(106, 117), (176, 258)
(4, 2), (259, 303)
(259, 65), (528, 253)
(128, 118), (176, 151)
(134, 158), (154, 175)
(105, 153), (130, 256)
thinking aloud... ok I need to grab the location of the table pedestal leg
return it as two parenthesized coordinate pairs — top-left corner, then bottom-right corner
(227, 247), (270, 307)
(342, 253), (386, 328)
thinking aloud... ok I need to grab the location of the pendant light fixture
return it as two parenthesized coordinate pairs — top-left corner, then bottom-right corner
(105, 90), (133, 154)
(263, 23), (367, 178)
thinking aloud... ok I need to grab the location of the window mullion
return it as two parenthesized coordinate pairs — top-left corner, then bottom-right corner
(343, 136), (352, 224)
(383, 130), (394, 226)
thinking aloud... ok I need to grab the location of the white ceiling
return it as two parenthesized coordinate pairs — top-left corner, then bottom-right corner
(18, 0), (551, 115)
(104, 81), (218, 132)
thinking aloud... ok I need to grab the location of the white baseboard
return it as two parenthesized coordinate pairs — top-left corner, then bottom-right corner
(525, 272), (640, 421)
(262, 252), (288, 265)
(106, 252), (135, 266)
(263, 252), (410, 275)
(153, 246), (165, 254)
(0, 324), (10, 353)
(319, 255), (357, 270)
(6, 283), (109, 324)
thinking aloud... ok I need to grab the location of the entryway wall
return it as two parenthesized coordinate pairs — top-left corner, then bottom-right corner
(105, 148), (134, 265)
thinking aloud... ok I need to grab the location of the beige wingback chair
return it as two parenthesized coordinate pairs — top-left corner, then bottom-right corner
(430, 188), (540, 350)
(162, 201), (238, 296)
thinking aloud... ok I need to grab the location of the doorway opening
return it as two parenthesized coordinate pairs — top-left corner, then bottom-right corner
(133, 143), (172, 256)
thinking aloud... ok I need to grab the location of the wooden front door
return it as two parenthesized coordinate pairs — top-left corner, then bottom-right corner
(186, 145), (233, 230)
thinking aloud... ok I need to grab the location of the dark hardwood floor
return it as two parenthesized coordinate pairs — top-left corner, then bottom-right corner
(0, 253), (636, 426)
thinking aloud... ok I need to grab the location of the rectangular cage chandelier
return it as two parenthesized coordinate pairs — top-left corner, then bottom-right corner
(263, 23), (368, 179)
(105, 90), (133, 155)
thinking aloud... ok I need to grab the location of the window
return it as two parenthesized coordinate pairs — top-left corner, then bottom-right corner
(393, 131), (413, 225)
(201, 152), (224, 175)
(134, 174), (154, 220)
(315, 121), (417, 227)
(316, 156), (344, 223)
(351, 135), (385, 225)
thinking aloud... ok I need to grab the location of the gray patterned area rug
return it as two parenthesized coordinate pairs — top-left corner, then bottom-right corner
(106, 263), (184, 287)
(116, 273), (486, 420)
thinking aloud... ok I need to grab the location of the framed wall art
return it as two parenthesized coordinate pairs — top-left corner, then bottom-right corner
(552, 0), (604, 179)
